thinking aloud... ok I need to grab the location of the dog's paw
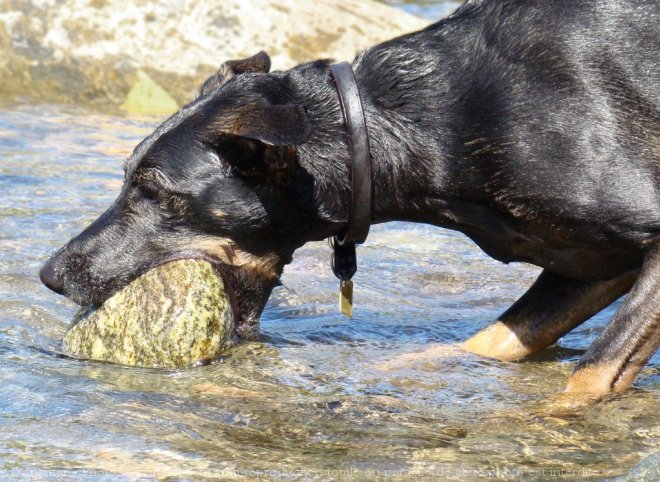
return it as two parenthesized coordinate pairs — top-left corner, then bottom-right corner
(373, 343), (467, 371)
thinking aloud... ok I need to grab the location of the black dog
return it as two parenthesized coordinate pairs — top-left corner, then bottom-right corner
(41, 0), (659, 394)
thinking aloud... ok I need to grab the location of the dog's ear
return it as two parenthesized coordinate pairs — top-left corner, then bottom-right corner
(210, 100), (311, 183)
(218, 101), (310, 146)
(200, 51), (272, 95)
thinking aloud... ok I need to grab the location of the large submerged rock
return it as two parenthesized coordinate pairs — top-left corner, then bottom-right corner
(0, 0), (428, 113)
(63, 259), (234, 368)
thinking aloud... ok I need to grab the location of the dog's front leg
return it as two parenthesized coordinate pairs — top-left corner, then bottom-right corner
(375, 269), (636, 372)
(463, 269), (637, 362)
(566, 243), (660, 394)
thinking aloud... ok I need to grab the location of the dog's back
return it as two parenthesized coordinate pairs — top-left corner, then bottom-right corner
(356, 0), (658, 277)
(454, 0), (660, 243)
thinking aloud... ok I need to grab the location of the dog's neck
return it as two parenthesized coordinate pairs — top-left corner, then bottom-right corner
(288, 50), (456, 240)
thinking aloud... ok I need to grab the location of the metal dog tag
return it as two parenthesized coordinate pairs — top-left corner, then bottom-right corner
(332, 238), (357, 317)
(339, 279), (353, 317)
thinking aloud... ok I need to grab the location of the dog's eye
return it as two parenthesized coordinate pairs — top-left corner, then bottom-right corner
(139, 182), (162, 202)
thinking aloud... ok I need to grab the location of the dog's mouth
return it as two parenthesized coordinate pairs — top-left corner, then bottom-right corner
(85, 253), (275, 341)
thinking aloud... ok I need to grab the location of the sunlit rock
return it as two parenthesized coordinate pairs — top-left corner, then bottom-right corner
(119, 70), (179, 115)
(63, 260), (235, 368)
(0, 0), (428, 113)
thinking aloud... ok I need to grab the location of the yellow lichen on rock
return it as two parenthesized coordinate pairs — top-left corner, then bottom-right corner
(120, 70), (179, 115)
(63, 259), (234, 368)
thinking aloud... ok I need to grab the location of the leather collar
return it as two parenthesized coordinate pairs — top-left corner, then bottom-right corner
(329, 62), (373, 281)
(330, 62), (372, 246)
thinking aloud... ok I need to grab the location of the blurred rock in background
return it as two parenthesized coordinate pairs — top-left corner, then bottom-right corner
(0, 0), (428, 114)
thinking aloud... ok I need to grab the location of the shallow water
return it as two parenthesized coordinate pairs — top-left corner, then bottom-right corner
(1, 3), (659, 477)
(1, 100), (658, 481)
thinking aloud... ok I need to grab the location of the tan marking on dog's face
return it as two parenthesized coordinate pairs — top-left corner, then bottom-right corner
(184, 237), (281, 280)
(462, 321), (535, 362)
(211, 209), (228, 220)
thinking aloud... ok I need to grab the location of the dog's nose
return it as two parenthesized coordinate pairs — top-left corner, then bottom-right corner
(40, 259), (64, 295)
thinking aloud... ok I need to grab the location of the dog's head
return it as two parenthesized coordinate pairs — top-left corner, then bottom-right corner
(40, 52), (331, 338)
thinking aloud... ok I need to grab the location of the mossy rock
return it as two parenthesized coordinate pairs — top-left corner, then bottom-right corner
(63, 260), (235, 368)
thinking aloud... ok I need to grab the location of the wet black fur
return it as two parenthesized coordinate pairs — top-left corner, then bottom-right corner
(42, 1), (658, 360)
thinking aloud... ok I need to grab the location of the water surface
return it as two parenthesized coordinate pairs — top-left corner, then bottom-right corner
(0, 100), (657, 481)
